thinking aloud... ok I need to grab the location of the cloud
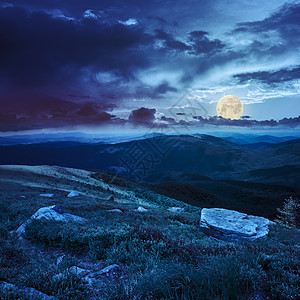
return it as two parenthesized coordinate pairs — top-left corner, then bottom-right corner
(0, 95), (118, 131)
(233, 66), (300, 84)
(0, 2), (299, 132)
(154, 29), (191, 51)
(233, 2), (300, 50)
(234, 3), (300, 35)
(129, 107), (156, 125)
(188, 31), (224, 55)
(118, 18), (138, 26)
(158, 114), (300, 128)
(0, 6), (152, 89)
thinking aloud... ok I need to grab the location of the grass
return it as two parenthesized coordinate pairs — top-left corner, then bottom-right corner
(1, 210), (299, 299)
(0, 168), (299, 299)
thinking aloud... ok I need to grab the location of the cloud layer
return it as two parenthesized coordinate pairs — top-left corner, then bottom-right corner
(0, 1), (299, 132)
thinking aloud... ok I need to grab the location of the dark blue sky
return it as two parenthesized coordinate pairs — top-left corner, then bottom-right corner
(0, 0), (299, 133)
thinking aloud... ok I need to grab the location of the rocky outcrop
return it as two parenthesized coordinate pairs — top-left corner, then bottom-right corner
(0, 281), (57, 299)
(199, 208), (272, 242)
(16, 205), (86, 236)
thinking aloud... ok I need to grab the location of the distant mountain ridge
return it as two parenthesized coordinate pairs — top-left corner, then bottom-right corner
(0, 134), (299, 188)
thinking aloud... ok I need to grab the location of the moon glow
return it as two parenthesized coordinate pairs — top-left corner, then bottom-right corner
(216, 95), (243, 120)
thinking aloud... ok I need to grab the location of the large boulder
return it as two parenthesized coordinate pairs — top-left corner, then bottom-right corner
(16, 205), (86, 236)
(199, 208), (272, 242)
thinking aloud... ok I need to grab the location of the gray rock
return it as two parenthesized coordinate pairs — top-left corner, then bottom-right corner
(136, 206), (148, 212)
(168, 207), (185, 213)
(53, 264), (121, 286)
(39, 193), (53, 198)
(86, 264), (121, 283)
(0, 281), (57, 299)
(199, 208), (272, 242)
(53, 266), (89, 281)
(56, 255), (65, 265)
(96, 264), (120, 276)
(69, 266), (89, 276)
(67, 191), (79, 198)
(108, 209), (123, 213)
(16, 205), (86, 236)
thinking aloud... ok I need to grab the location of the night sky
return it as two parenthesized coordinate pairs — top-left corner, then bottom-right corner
(0, 0), (299, 133)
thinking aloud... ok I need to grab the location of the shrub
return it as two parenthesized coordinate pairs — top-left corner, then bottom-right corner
(276, 197), (299, 228)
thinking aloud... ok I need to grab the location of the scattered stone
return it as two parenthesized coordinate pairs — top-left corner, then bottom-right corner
(96, 264), (120, 276)
(108, 209), (122, 213)
(168, 207), (185, 213)
(0, 281), (57, 299)
(56, 255), (65, 265)
(21, 196), (26, 198)
(52, 266), (89, 281)
(52, 264), (121, 286)
(16, 205), (86, 236)
(67, 191), (79, 198)
(86, 264), (121, 283)
(69, 266), (89, 276)
(199, 208), (272, 242)
(136, 206), (148, 212)
(40, 193), (53, 198)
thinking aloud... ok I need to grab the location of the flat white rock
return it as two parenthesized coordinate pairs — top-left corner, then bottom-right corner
(200, 208), (272, 242)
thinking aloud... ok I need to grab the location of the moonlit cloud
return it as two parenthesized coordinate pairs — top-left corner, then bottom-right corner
(118, 18), (138, 26)
(0, 0), (299, 132)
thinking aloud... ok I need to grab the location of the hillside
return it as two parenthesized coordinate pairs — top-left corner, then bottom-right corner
(0, 165), (299, 299)
(1, 135), (299, 222)
(0, 135), (299, 185)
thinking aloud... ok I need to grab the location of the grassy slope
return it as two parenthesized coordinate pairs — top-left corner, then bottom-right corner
(0, 165), (299, 299)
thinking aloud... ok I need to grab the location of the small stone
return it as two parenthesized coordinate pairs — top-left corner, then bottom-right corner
(168, 207), (185, 213)
(108, 209), (122, 213)
(53, 266), (89, 281)
(67, 191), (79, 198)
(56, 255), (65, 265)
(136, 206), (148, 212)
(40, 193), (53, 198)
(90, 264), (121, 280)
(69, 266), (89, 276)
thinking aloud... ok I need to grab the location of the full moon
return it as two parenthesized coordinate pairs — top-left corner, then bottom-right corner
(216, 95), (243, 120)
